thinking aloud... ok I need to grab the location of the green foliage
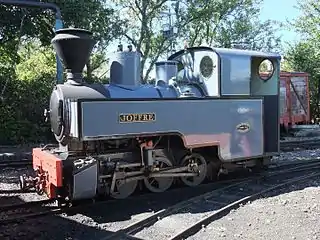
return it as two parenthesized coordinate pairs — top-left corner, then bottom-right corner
(16, 40), (56, 81)
(46, 0), (125, 49)
(0, 0), (124, 46)
(112, 0), (171, 81)
(284, 0), (320, 119)
(0, 74), (55, 144)
(285, 41), (320, 118)
(182, 0), (282, 51)
(0, 0), (124, 80)
(115, 0), (282, 81)
(280, 59), (294, 72)
(293, 0), (320, 40)
(0, 39), (56, 144)
(0, 0), (123, 144)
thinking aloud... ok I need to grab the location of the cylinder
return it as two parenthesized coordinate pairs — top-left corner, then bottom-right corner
(109, 51), (141, 86)
(155, 60), (178, 85)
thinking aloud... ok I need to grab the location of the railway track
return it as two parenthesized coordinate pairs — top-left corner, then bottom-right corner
(0, 199), (61, 225)
(280, 138), (320, 151)
(101, 160), (320, 240)
(0, 189), (35, 194)
(0, 151), (32, 167)
(0, 159), (319, 231)
(0, 159), (32, 168)
(0, 175), (253, 226)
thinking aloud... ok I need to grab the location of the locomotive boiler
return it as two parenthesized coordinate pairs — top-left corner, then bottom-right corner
(20, 28), (281, 202)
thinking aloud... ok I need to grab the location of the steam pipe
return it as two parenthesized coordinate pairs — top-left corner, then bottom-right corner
(0, 0), (64, 83)
(55, 19), (63, 84)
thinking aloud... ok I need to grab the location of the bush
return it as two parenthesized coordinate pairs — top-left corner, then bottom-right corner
(0, 74), (55, 145)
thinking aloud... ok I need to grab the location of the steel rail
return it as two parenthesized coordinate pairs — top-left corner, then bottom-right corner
(169, 171), (320, 240)
(102, 162), (320, 240)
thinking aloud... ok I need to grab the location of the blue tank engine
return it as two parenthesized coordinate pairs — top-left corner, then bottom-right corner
(20, 28), (281, 202)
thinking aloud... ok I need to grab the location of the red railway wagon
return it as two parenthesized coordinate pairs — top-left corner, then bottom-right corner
(279, 72), (310, 132)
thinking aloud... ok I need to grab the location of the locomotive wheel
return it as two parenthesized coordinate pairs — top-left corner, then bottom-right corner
(206, 158), (221, 181)
(179, 153), (207, 187)
(144, 156), (174, 193)
(110, 167), (138, 199)
(250, 157), (271, 173)
(110, 179), (138, 199)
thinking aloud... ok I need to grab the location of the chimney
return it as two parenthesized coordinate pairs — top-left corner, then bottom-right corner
(51, 28), (96, 84)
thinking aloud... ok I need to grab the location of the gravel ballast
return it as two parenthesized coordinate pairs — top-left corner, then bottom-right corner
(188, 179), (320, 240)
(134, 176), (320, 240)
(0, 149), (319, 239)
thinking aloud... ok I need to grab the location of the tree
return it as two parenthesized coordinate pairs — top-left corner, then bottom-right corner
(293, 0), (320, 41)
(284, 0), (320, 119)
(110, 0), (170, 82)
(0, 0), (124, 46)
(15, 39), (56, 81)
(285, 41), (320, 119)
(113, 0), (282, 82)
(0, 0), (125, 79)
(180, 0), (282, 51)
(0, 0), (125, 144)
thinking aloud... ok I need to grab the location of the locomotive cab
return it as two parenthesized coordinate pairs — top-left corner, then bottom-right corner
(168, 47), (281, 155)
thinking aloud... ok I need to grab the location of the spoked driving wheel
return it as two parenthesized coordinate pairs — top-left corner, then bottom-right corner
(144, 156), (174, 193)
(180, 153), (207, 187)
(110, 180), (138, 199)
(110, 167), (138, 199)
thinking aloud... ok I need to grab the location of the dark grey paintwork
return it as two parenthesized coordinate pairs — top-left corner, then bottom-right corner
(263, 95), (279, 153)
(73, 163), (97, 200)
(81, 99), (264, 161)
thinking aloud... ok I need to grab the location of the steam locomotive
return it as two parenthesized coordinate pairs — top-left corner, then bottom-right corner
(19, 28), (281, 202)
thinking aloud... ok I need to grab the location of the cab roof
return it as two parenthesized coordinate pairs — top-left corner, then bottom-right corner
(169, 46), (282, 60)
